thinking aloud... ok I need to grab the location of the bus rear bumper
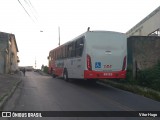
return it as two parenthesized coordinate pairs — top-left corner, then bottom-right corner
(84, 70), (126, 79)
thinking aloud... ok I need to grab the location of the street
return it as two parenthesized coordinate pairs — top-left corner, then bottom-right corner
(2, 72), (160, 120)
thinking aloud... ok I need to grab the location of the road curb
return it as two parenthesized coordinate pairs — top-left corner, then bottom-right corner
(0, 78), (22, 110)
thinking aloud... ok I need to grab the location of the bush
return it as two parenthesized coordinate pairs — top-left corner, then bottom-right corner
(43, 66), (49, 74)
(137, 62), (160, 91)
(126, 66), (134, 83)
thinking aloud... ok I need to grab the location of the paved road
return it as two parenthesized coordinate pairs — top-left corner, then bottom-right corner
(2, 72), (160, 120)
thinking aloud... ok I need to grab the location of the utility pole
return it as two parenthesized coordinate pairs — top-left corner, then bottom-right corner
(58, 26), (60, 46)
(35, 57), (36, 69)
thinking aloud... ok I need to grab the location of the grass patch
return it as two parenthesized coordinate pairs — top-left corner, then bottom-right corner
(104, 62), (160, 101)
(102, 80), (160, 102)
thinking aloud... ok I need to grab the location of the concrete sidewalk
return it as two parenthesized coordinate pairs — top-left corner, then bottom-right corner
(0, 72), (23, 110)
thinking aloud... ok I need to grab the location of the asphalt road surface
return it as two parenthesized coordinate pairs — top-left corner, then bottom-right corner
(2, 72), (160, 120)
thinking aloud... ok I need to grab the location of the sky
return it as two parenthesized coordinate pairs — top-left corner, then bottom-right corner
(0, 0), (160, 69)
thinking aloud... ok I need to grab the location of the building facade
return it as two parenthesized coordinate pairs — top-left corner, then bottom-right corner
(126, 6), (160, 78)
(0, 32), (19, 74)
(126, 6), (160, 37)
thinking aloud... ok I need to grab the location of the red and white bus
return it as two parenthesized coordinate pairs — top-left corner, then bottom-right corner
(48, 31), (127, 81)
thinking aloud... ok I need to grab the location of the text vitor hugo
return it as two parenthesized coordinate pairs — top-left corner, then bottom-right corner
(139, 112), (157, 117)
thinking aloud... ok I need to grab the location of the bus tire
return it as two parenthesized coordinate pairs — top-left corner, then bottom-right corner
(51, 71), (56, 78)
(63, 69), (69, 81)
(52, 74), (56, 78)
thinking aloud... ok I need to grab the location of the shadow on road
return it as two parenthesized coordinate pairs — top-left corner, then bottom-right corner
(65, 79), (113, 91)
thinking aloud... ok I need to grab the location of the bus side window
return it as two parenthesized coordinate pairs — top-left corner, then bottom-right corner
(68, 42), (76, 58)
(68, 43), (72, 58)
(65, 45), (67, 58)
(55, 50), (57, 60)
(76, 37), (84, 57)
(71, 42), (76, 57)
(62, 46), (65, 58)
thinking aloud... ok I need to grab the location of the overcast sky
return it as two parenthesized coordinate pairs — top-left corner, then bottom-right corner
(0, 0), (160, 69)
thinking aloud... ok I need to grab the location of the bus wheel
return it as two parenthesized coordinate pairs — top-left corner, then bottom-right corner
(52, 74), (56, 78)
(63, 69), (69, 81)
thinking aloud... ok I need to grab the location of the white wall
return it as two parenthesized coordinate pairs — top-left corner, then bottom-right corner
(126, 6), (160, 37)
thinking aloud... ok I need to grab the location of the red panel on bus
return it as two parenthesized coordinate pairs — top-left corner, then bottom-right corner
(55, 68), (64, 76)
(84, 70), (126, 79)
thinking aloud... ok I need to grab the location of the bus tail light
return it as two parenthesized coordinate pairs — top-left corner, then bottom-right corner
(122, 56), (127, 71)
(87, 54), (92, 70)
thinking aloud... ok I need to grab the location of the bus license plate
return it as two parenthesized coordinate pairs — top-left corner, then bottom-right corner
(104, 73), (113, 76)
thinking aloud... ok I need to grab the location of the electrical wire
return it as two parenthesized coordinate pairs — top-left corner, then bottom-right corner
(24, 0), (38, 21)
(27, 0), (38, 15)
(17, 0), (43, 32)
(17, 0), (37, 23)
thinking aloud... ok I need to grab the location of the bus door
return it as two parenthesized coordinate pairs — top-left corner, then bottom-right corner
(72, 37), (85, 78)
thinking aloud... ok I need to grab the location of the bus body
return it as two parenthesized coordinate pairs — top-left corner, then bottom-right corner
(48, 31), (127, 80)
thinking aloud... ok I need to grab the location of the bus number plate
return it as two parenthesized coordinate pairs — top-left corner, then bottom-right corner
(104, 73), (113, 76)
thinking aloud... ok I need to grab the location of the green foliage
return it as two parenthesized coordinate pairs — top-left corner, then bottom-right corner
(137, 61), (160, 91)
(123, 62), (160, 91)
(43, 66), (49, 74)
(105, 62), (160, 101)
(126, 66), (134, 83)
(103, 80), (160, 102)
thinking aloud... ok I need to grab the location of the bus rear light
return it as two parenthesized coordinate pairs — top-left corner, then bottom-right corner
(87, 54), (92, 70)
(122, 56), (127, 71)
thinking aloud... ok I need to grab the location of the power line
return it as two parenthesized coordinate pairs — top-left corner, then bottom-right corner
(17, 0), (43, 32)
(27, 0), (38, 15)
(17, 0), (38, 23)
(24, 0), (38, 21)
(58, 26), (60, 46)
(17, 0), (36, 23)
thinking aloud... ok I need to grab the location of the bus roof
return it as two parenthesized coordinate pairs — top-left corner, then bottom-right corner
(49, 30), (125, 53)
